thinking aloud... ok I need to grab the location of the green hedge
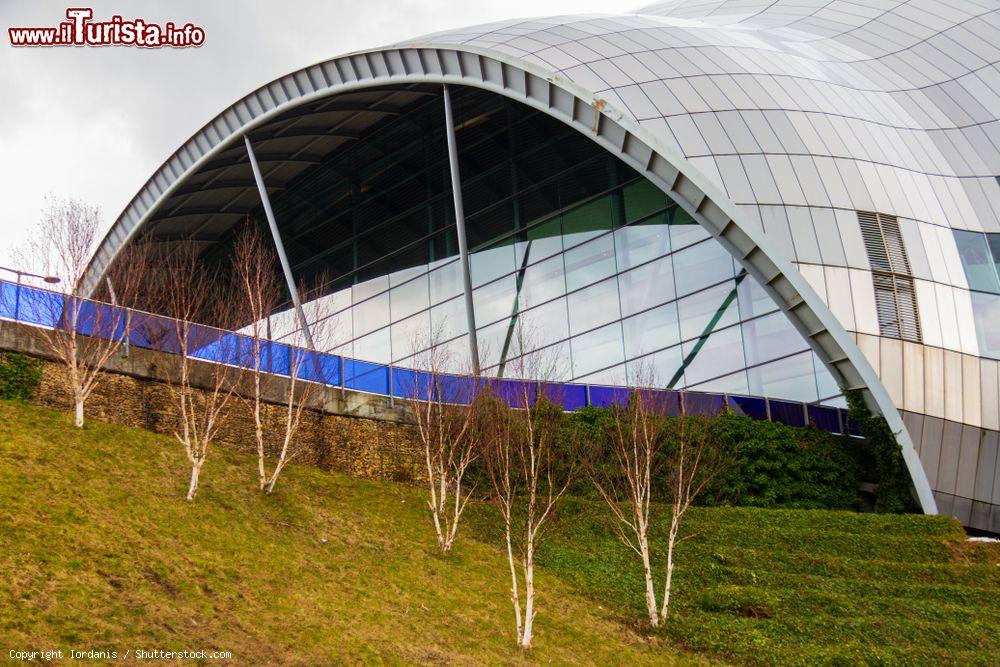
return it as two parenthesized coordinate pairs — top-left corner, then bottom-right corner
(560, 407), (869, 511)
(846, 391), (921, 513)
(703, 412), (863, 510)
(0, 352), (42, 401)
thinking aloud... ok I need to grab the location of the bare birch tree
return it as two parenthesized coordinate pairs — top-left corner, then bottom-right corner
(233, 226), (283, 493)
(232, 225), (336, 494)
(591, 378), (666, 627)
(259, 297), (332, 495)
(404, 325), (479, 553)
(591, 365), (731, 626)
(143, 242), (240, 501)
(480, 329), (576, 649)
(659, 407), (729, 621)
(14, 196), (149, 427)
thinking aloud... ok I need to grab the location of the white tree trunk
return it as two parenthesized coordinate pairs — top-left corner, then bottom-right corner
(264, 460), (286, 495)
(640, 535), (659, 627)
(74, 399), (84, 428)
(504, 527), (523, 645)
(660, 520), (678, 622)
(186, 461), (202, 501)
(520, 551), (535, 649)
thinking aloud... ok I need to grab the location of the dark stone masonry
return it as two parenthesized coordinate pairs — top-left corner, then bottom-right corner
(2, 321), (424, 483)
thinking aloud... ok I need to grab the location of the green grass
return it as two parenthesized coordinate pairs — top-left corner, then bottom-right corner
(1, 400), (997, 665)
(0, 401), (684, 665)
(515, 501), (1000, 666)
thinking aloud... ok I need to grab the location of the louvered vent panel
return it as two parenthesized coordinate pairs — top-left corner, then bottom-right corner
(856, 211), (922, 343)
(872, 273), (901, 338)
(858, 210), (891, 272)
(894, 277), (922, 342)
(879, 213), (911, 274)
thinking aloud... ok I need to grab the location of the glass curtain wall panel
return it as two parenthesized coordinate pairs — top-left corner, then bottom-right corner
(256, 86), (841, 404)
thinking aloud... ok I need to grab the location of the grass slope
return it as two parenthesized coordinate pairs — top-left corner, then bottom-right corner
(523, 501), (999, 666)
(1, 400), (997, 665)
(0, 401), (676, 665)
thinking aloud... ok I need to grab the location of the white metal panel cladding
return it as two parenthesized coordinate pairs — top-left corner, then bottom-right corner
(83, 0), (1000, 527)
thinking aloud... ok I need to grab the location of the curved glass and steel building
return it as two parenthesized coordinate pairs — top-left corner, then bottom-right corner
(83, 0), (1000, 532)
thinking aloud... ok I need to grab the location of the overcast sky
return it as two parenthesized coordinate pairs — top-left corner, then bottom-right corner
(0, 0), (625, 268)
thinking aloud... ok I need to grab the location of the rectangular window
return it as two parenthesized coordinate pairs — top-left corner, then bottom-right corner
(987, 233), (1000, 287)
(954, 230), (1000, 360)
(954, 229), (1000, 294)
(857, 211), (921, 343)
(971, 292), (1000, 360)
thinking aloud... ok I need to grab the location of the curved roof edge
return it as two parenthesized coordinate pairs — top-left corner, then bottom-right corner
(83, 42), (937, 514)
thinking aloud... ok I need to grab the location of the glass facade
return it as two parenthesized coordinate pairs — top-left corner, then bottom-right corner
(954, 230), (1000, 360)
(257, 86), (841, 405)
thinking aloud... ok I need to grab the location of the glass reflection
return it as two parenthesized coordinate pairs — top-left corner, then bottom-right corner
(564, 233), (617, 292)
(571, 322), (625, 378)
(623, 180), (667, 223)
(355, 327), (391, 364)
(429, 259), (463, 304)
(519, 297), (570, 350)
(742, 311), (809, 366)
(353, 291), (389, 337)
(737, 274), (776, 320)
(971, 292), (1000, 360)
(689, 369), (750, 395)
(472, 275), (516, 328)
(389, 274), (429, 321)
(747, 352), (819, 403)
(568, 277), (621, 335)
(429, 295), (468, 341)
(622, 302), (680, 358)
(470, 242), (516, 288)
(390, 310), (431, 361)
(682, 324), (745, 386)
(519, 254), (566, 310)
(954, 230), (1000, 294)
(626, 345), (683, 387)
(678, 281), (741, 342)
(672, 239), (735, 297)
(254, 86), (835, 404)
(814, 354), (841, 400)
(618, 256), (675, 317)
(561, 195), (613, 246)
(615, 217), (671, 271)
(669, 208), (709, 250)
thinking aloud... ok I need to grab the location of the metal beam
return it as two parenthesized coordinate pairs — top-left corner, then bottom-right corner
(198, 151), (326, 176)
(272, 100), (407, 123)
(249, 125), (362, 142)
(153, 206), (256, 218)
(244, 135), (316, 351)
(442, 84), (480, 375)
(146, 232), (225, 244)
(172, 177), (290, 197)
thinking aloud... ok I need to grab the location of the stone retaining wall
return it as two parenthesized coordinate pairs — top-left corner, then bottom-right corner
(2, 321), (424, 482)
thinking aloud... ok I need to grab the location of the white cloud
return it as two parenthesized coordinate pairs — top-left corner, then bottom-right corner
(0, 0), (622, 266)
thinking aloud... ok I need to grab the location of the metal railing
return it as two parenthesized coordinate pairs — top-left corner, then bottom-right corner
(0, 277), (857, 436)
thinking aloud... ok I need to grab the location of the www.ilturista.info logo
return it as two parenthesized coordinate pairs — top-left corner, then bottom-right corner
(8, 8), (205, 48)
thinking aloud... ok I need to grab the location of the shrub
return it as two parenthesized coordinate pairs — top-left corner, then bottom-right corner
(846, 391), (920, 513)
(702, 412), (863, 510)
(0, 352), (42, 401)
(560, 407), (863, 510)
(477, 402), (873, 511)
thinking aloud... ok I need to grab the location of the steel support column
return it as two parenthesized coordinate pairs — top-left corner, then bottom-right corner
(244, 135), (316, 350)
(442, 84), (481, 374)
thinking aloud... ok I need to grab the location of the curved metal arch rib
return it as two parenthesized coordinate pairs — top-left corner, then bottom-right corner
(82, 43), (938, 514)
